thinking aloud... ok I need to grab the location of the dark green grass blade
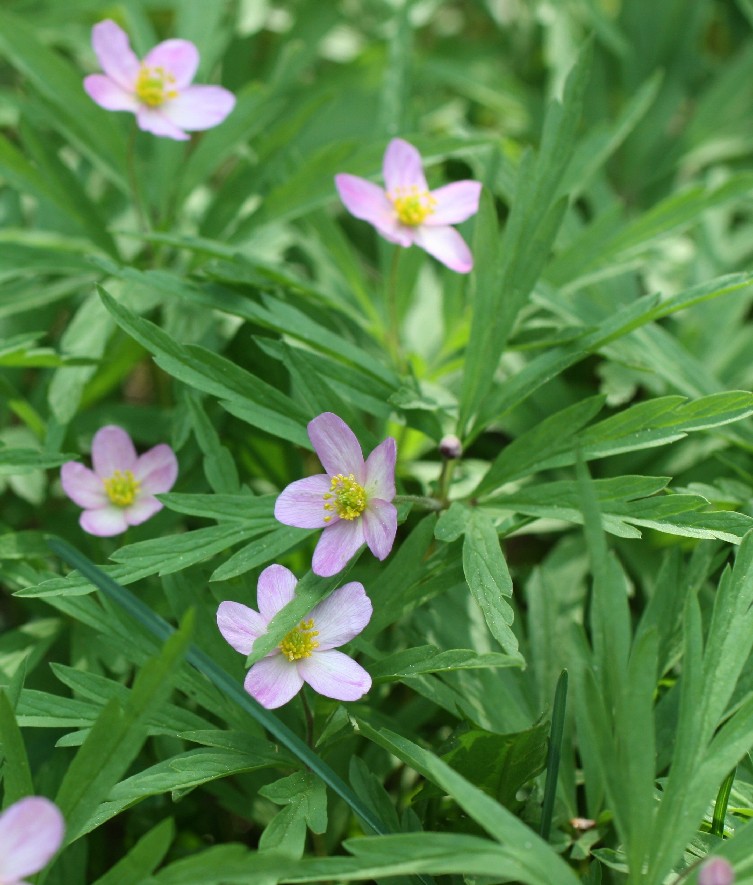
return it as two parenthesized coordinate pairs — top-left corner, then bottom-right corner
(711, 768), (736, 838)
(540, 669), (568, 841)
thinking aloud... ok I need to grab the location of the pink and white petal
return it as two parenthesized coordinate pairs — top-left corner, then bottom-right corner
(383, 138), (428, 194)
(217, 601), (267, 655)
(308, 412), (364, 479)
(144, 39), (199, 89)
(334, 174), (412, 247)
(312, 519), (364, 577)
(136, 106), (190, 141)
(298, 650), (371, 701)
(426, 181), (482, 225)
(363, 437), (396, 501)
(309, 582), (372, 650)
(257, 564), (298, 621)
(124, 495), (163, 526)
(60, 462), (107, 509)
(413, 224), (474, 274)
(83, 74), (139, 112)
(244, 655), (304, 709)
(134, 444), (178, 494)
(0, 796), (64, 880)
(362, 499), (398, 561)
(274, 474), (333, 529)
(91, 19), (140, 91)
(80, 506), (128, 537)
(91, 425), (137, 478)
(162, 85), (236, 131)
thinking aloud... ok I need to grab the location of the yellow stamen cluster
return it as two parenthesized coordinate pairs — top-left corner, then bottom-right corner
(389, 186), (436, 226)
(135, 65), (178, 107)
(323, 473), (367, 522)
(279, 619), (320, 661)
(103, 470), (140, 507)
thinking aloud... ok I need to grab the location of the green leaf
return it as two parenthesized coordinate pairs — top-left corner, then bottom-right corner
(89, 818), (174, 885)
(0, 688), (33, 804)
(370, 646), (522, 682)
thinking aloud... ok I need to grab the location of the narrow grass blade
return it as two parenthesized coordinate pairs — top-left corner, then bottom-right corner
(711, 768), (735, 838)
(540, 669), (568, 841)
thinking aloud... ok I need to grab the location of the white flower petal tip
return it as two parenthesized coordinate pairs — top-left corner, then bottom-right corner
(0, 796), (65, 881)
(275, 413), (397, 575)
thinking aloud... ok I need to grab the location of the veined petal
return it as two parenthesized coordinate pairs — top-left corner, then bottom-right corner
(136, 106), (190, 141)
(426, 181), (482, 225)
(162, 85), (236, 131)
(91, 425), (137, 478)
(143, 39), (199, 89)
(91, 19), (140, 91)
(312, 519), (364, 577)
(217, 601), (266, 655)
(134, 444), (178, 494)
(60, 462), (107, 509)
(0, 797), (64, 880)
(383, 138), (428, 194)
(124, 495), (163, 526)
(364, 437), (396, 501)
(309, 582), (372, 650)
(413, 224), (474, 274)
(362, 499), (397, 560)
(80, 506), (128, 537)
(257, 564), (298, 621)
(308, 412), (364, 479)
(274, 474), (333, 529)
(83, 74), (139, 112)
(244, 655), (304, 709)
(298, 649), (371, 701)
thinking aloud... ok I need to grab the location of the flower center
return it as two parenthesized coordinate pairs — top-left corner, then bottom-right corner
(323, 473), (367, 522)
(389, 186), (436, 226)
(135, 65), (178, 107)
(103, 470), (140, 507)
(279, 619), (320, 661)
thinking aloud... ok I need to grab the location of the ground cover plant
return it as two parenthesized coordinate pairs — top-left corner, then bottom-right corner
(4, 1), (753, 883)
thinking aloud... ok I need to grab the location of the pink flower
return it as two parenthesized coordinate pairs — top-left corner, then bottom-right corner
(83, 19), (235, 141)
(699, 858), (735, 885)
(61, 425), (178, 537)
(335, 138), (482, 273)
(274, 413), (397, 577)
(217, 564), (373, 709)
(0, 796), (64, 885)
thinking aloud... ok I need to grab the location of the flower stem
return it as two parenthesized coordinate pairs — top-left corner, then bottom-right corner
(394, 494), (444, 511)
(126, 125), (151, 239)
(385, 248), (405, 371)
(436, 459), (456, 507)
(300, 689), (315, 748)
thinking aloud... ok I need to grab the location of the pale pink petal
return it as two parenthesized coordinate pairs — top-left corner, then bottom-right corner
(162, 85), (236, 131)
(413, 225), (474, 273)
(308, 413), (365, 479)
(144, 39), (199, 89)
(309, 582), (372, 650)
(91, 425), (137, 478)
(362, 499), (398, 560)
(298, 649), (371, 701)
(383, 138), (428, 194)
(335, 175), (412, 248)
(274, 474), (334, 529)
(244, 655), (304, 709)
(217, 601), (267, 655)
(124, 495), (163, 526)
(257, 564), (298, 621)
(312, 519), (364, 577)
(136, 106), (190, 141)
(60, 462), (107, 509)
(134, 444), (178, 494)
(699, 857), (734, 885)
(83, 74), (139, 112)
(426, 181), (482, 225)
(80, 506), (128, 537)
(363, 437), (396, 501)
(0, 797), (64, 880)
(91, 20), (140, 91)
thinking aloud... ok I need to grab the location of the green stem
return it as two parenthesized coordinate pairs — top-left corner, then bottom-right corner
(385, 248), (404, 370)
(711, 767), (736, 837)
(436, 459), (456, 506)
(300, 690), (315, 748)
(126, 125), (151, 238)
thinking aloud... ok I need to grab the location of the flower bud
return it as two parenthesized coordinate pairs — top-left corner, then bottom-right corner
(439, 434), (463, 460)
(699, 857), (734, 885)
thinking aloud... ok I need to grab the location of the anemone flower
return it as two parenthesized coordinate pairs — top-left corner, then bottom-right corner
(84, 19), (235, 140)
(335, 138), (482, 273)
(61, 425), (178, 537)
(217, 564), (372, 709)
(0, 796), (64, 885)
(274, 413), (397, 577)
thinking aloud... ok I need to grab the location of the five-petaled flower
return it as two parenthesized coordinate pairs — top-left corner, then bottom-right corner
(84, 19), (236, 141)
(274, 413), (397, 577)
(335, 138), (482, 273)
(61, 425), (178, 537)
(217, 564), (373, 709)
(0, 796), (64, 885)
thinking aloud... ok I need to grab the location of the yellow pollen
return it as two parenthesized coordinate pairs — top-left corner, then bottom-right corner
(389, 186), (436, 226)
(279, 619), (319, 661)
(103, 469), (140, 507)
(323, 473), (367, 522)
(135, 65), (178, 107)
